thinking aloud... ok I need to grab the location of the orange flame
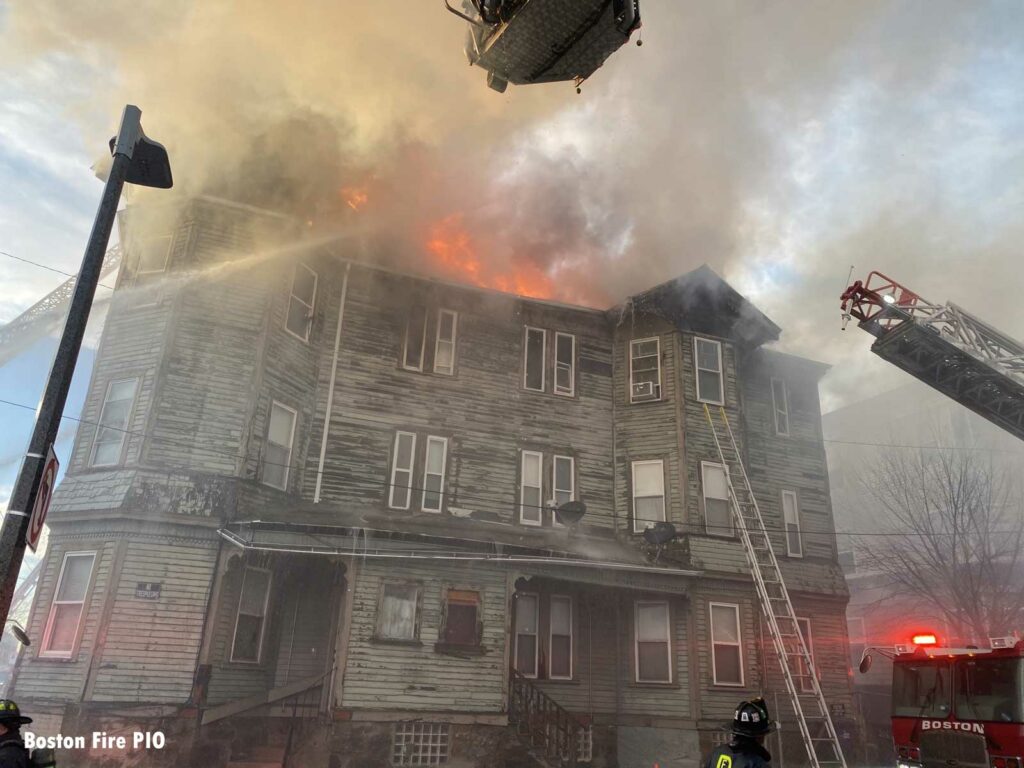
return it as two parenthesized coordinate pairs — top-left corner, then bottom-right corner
(340, 185), (368, 211)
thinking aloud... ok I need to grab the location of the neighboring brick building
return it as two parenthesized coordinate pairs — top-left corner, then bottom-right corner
(13, 196), (852, 767)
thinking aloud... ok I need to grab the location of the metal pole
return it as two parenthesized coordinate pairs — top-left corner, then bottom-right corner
(0, 108), (138, 628)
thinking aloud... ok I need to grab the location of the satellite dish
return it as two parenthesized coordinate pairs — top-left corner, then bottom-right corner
(7, 622), (30, 647)
(642, 522), (677, 546)
(555, 500), (587, 526)
(858, 652), (872, 674)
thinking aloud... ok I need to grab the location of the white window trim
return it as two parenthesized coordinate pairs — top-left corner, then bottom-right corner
(694, 337), (725, 405)
(523, 326), (547, 392)
(421, 436), (448, 513)
(701, 460), (733, 538)
(433, 309), (458, 375)
(549, 594), (574, 680)
(631, 459), (666, 534)
(229, 566), (272, 663)
(796, 616), (815, 693)
(771, 377), (790, 436)
(403, 307), (428, 372)
(262, 401), (297, 491)
(520, 450), (544, 526)
(553, 332), (576, 396)
(551, 455), (574, 528)
(634, 600), (672, 683)
(783, 489), (802, 557)
(710, 602), (744, 686)
(40, 551), (96, 658)
(89, 377), (139, 468)
(514, 592), (540, 678)
(284, 263), (318, 342)
(629, 337), (662, 403)
(389, 431), (418, 510)
(136, 234), (172, 275)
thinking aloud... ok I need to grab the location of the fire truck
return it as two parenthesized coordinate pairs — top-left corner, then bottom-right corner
(859, 633), (1024, 768)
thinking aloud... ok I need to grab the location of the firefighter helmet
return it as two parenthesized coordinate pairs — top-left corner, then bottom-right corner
(730, 698), (775, 737)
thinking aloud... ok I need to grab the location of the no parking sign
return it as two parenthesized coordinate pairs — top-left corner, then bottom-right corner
(27, 445), (58, 552)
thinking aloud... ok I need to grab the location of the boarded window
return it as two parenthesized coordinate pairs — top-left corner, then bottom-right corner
(433, 309), (458, 375)
(262, 402), (296, 490)
(285, 264), (317, 340)
(42, 552), (95, 656)
(771, 377), (789, 435)
(710, 603), (743, 685)
(514, 593), (539, 677)
(520, 451), (543, 526)
(632, 460), (665, 533)
(404, 306), (428, 371)
(422, 436), (448, 512)
(796, 617), (815, 693)
(635, 601), (671, 683)
(442, 589), (480, 646)
(554, 332), (575, 396)
(702, 462), (732, 537)
(90, 378), (138, 467)
(550, 595), (573, 679)
(378, 583), (419, 641)
(695, 337), (724, 404)
(231, 567), (271, 662)
(389, 432), (417, 509)
(136, 234), (171, 274)
(524, 327), (546, 391)
(783, 490), (802, 557)
(630, 338), (661, 401)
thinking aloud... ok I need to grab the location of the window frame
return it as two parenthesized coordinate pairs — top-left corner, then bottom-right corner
(513, 592), (540, 678)
(523, 326), (547, 392)
(796, 616), (816, 693)
(634, 600), (672, 684)
(551, 455), (575, 528)
(375, 582), (422, 642)
(403, 306), (428, 372)
(549, 594), (574, 680)
(771, 377), (790, 436)
(520, 450), (544, 527)
(440, 588), (481, 648)
(229, 565), (273, 664)
(388, 431), (418, 510)
(261, 400), (297, 491)
(694, 337), (725, 405)
(421, 435), (449, 513)
(631, 459), (666, 534)
(89, 377), (139, 468)
(782, 489), (803, 557)
(701, 460), (733, 538)
(710, 602), (744, 686)
(284, 263), (318, 342)
(553, 332), (576, 397)
(40, 551), (96, 659)
(629, 337), (662, 403)
(433, 309), (458, 376)
(135, 234), (172, 275)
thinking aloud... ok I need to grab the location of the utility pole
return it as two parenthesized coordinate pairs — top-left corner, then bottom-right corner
(0, 105), (172, 631)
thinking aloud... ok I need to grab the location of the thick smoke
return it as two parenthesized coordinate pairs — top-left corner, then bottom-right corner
(4, 1), (1023, 407)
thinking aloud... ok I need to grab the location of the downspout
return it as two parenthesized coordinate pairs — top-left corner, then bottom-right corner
(314, 262), (350, 503)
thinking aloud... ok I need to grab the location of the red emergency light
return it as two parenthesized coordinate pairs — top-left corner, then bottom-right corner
(912, 633), (938, 646)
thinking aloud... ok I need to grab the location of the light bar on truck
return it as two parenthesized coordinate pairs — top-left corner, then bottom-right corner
(912, 633), (938, 646)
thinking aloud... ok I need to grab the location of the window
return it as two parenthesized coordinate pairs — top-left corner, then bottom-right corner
(230, 566), (272, 662)
(41, 552), (95, 657)
(892, 661), (951, 718)
(285, 264), (317, 341)
(552, 455), (574, 510)
(433, 310), (458, 375)
(554, 332), (575, 396)
(632, 460), (666, 533)
(783, 490), (802, 557)
(549, 595), (573, 679)
(90, 378), (138, 467)
(514, 593), (539, 677)
(635, 601), (671, 683)
(520, 451), (544, 526)
(136, 234), (171, 274)
(441, 589), (480, 646)
(392, 722), (450, 766)
(630, 338), (661, 402)
(954, 658), (1024, 723)
(389, 432), (417, 509)
(422, 436), (448, 512)
(796, 617), (815, 693)
(710, 603), (743, 685)
(377, 583), (420, 641)
(695, 337), (724, 405)
(702, 462), (732, 537)
(771, 378), (789, 436)
(261, 401), (296, 490)
(403, 306), (428, 371)
(524, 327), (546, 392)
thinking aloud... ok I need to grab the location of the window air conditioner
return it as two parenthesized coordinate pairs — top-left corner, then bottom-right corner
(631, 381), (659, 401)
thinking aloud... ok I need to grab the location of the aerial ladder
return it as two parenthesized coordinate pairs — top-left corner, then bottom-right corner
(841, 271), (1024, 442)
(705, 404), (848, 768)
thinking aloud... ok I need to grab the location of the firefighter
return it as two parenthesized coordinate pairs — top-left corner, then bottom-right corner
(0, 699), (32, 768)
(702, 698), (776, 768)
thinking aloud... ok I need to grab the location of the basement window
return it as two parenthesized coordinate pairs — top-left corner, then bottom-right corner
(285, 264), (317, 341)
(695, 337), (724, 405)
(392, 722), (449, 766)
(261, 401), (297, 491)
(230, 566), (272, 663)
(90, 378), (138, 467)
(41, 552), (96, 657)
(771, 377), (789, 436)
(524, 326), (547, 392)
(441, 589), (481, 647)
(629, 338), (661, 402)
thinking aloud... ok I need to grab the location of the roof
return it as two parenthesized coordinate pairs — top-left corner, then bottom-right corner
(612, 265), (782, 348)
(756, 347), (831, 382)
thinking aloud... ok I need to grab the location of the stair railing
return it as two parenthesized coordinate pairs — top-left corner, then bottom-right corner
(508, 667), (582, 767)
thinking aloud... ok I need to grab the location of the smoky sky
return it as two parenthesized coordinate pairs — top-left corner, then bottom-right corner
(3, 0), (1023, 410)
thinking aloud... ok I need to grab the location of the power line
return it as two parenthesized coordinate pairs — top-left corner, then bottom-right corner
(0, 250), (116, 292)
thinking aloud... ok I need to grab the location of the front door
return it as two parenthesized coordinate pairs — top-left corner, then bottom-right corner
(274, 558), (337, 688)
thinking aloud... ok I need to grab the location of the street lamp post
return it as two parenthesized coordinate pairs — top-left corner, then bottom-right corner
(0, 105), (172, 630)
